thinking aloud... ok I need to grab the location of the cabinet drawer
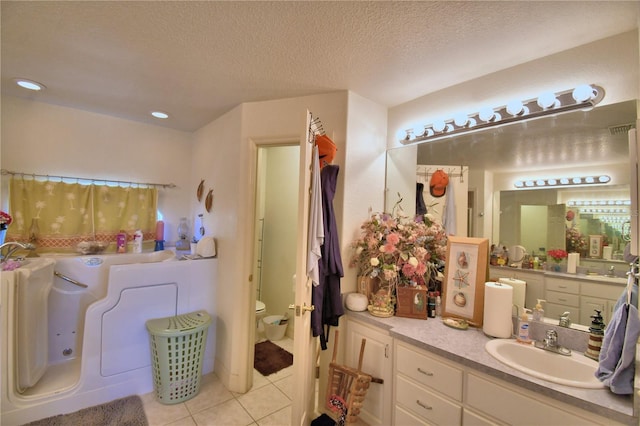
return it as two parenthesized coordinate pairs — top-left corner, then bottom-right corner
(396, 375), (462, 425)
(581, 282), (624, 300)
(466, 373), (596, 425)
(394, 405), (429, 426)
(545, 278), (579, 294)
(545, 290), (580, 307)
(396, 343), (463, 401)
(462, 409), (498, 426)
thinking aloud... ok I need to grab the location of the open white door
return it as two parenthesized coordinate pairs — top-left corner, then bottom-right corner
(290, 111), (317, 425)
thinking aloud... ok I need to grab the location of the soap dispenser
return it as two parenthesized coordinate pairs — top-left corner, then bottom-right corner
(532, 299), (546, 321)
(585, 310), (605, 360)
(517, 308), (532, 344)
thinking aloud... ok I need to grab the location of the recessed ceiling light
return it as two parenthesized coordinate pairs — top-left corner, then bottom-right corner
(15, 78), (45, 91)
(151, 111), (169, 119)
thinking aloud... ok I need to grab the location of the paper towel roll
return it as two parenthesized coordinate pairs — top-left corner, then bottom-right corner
(567, 252), (580, 273)
(498, 278), (526, 317)
(483, 282), (514, 338)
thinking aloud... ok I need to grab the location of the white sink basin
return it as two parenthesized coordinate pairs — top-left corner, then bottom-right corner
(485, 339), (604, 389)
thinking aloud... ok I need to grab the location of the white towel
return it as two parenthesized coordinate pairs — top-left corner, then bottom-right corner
(307, 144), (324, 286)
(442, 180), (457, 235)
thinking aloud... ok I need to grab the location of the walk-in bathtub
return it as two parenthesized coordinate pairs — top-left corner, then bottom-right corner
(1, 250), (217, 425)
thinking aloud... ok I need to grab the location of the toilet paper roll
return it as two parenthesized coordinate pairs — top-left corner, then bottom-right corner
(483, 282), (514, 338)
(567, 252), (580, 273)
(498, 278), (526, 317)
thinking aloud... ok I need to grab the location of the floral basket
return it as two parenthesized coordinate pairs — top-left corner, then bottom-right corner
(350, 207), (447, 317)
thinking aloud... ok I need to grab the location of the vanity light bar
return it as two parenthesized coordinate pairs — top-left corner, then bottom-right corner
(514, 175), (611, 189)
(568, 200), (631, 207)
(401, 84), (605, 144)
(578, 208), (628, 214)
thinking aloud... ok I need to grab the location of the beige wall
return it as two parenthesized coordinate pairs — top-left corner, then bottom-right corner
(387, 30), (639, 148)
(0, 96), (193, 242)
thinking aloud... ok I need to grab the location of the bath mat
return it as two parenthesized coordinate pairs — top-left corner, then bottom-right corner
(254, 340), (294, 376)
(26, 394), (148, 426)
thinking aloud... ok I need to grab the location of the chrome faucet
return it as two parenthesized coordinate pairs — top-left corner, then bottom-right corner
(606, 265), (616, 277)
(559, 311), (572, 328)
(534, 329), (571, 355)
(544, 329), (558, 348)
(0, 242), (35, 263)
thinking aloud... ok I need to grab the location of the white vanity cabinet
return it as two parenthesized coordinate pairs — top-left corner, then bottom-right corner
(392, 340), (622, 426)
(580, 281), (624, 325)
(465, 371), (618, 425)
(394, 341), (464, 425)
(544, 276), (581, 322)
(345, 318), (393, 426)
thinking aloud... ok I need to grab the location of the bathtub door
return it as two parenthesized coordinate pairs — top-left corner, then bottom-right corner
(101, 283), (178, 376)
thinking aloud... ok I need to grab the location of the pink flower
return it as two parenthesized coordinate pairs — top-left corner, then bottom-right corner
(387, 233), (400, 245)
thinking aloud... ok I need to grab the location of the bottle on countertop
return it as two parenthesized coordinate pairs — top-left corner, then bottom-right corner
(517, 308), (532, 344)
(585, 310), (605, 360)
(532, 299), (545, 321)
(176, 217), (190, 251)
(428, 292), (436, 318)
(132, 230), (143, 253)
(116, 230), (127, 253)
(435, 293), (442, 317)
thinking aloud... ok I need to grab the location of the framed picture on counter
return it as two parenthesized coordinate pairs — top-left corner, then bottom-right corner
(441, 236), (489, 326)
(589, 234), (604, 258)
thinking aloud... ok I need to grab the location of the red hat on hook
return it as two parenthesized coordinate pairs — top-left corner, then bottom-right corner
(315, 134), (337, 166)
(429, 170), (449, 198)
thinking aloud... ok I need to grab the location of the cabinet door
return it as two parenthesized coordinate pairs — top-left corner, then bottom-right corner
(345, 319), (393, 426)
(580, 296), (607, 325)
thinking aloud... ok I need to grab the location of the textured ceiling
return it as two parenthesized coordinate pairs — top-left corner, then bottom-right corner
(2, 1), (639, 133)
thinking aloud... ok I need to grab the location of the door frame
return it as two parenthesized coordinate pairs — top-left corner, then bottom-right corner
(245, 113), (316, 424)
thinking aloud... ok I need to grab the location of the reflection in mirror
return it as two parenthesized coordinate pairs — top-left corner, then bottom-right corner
(385, 100), (637, 328)
(499, 185), (630, 262)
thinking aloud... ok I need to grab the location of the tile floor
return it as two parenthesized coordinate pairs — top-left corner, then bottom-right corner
(141, 337), (295, 426)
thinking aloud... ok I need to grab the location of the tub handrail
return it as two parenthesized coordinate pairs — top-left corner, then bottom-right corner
(54, 271), (88, 288)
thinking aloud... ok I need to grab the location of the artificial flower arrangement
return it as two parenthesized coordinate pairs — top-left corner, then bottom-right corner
(0, 211), (12, 230)
(547, 249), (568, 263)
(349, 206), (448, 316)
(565, 226), (587, 253)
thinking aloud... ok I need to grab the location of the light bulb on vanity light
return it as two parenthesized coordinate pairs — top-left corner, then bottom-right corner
(537, 92), (559, 109)
(506, 100), (529, 116)
(572, 84), (597, 103)
(433, 119), (447, 133)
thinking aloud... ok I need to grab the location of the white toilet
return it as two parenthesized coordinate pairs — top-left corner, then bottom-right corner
(255, 300), (267, 341)
(256, 300), (266, 320)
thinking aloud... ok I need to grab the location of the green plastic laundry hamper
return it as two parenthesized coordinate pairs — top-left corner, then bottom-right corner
(146, 310), (211, 404)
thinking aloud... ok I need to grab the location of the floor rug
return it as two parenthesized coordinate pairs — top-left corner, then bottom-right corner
(254, 340), (294, 376)
(26, 395), (148, 426)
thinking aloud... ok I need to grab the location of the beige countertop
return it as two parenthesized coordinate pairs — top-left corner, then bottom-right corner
(346, 310), (636, 425)
(490, 265), (628, 286)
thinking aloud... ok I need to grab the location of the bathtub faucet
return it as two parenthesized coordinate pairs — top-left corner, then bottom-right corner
(0, 242), (35, 263)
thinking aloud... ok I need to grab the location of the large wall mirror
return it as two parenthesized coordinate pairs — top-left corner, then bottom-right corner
(386, 99), (637, 327)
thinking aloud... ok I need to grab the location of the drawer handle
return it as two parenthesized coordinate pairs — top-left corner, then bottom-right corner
(416, 399), (433, 410)
(417, 367), (434, 376)
(558, 298), (567, 302)
(559, 285), (568, 289)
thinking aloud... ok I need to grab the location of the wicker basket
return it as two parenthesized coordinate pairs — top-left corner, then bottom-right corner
(325, 330), (372, 424)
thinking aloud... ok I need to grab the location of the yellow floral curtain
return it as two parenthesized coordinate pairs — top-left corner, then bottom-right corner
(7, 178), (158, 253)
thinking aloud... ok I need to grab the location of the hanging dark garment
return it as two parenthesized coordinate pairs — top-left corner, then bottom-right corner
(312, 164), (344, 350)
(416, 182), (427, 215)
